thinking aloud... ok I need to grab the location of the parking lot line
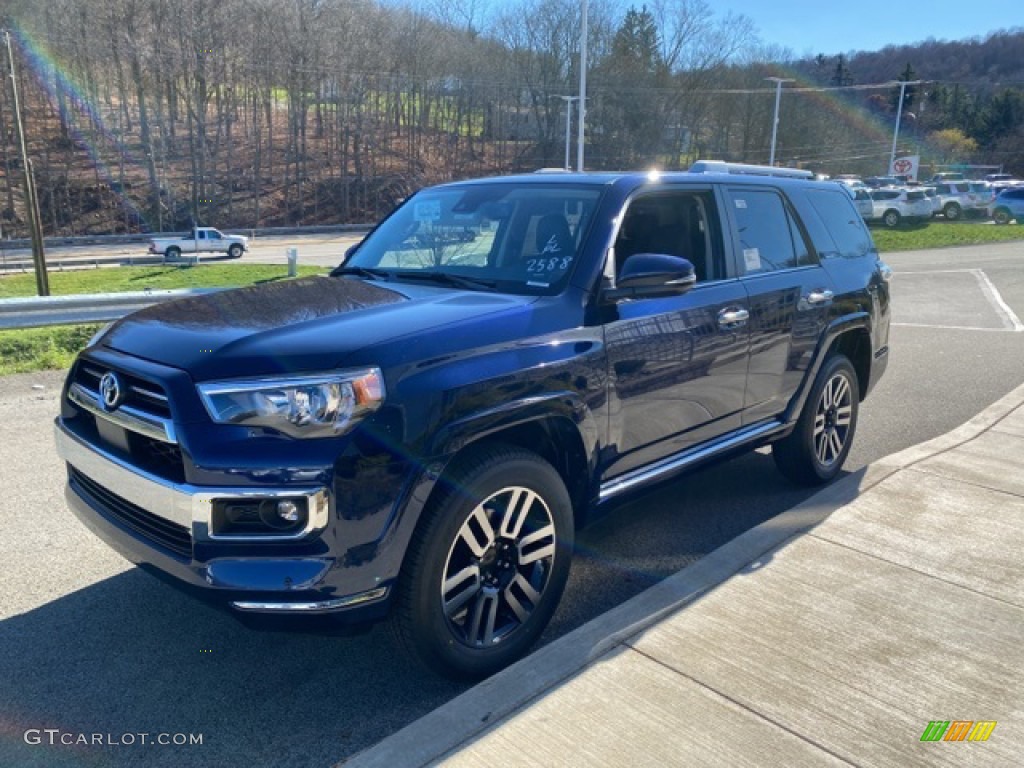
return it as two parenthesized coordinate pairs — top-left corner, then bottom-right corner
(892, 269), (1024, 333)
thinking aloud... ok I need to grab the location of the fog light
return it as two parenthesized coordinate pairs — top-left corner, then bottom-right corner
(276, 500), (301, 522)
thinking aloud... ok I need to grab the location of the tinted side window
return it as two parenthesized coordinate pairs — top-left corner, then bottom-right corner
(727, 188), (812, 274)
(804, 188), (873, 259)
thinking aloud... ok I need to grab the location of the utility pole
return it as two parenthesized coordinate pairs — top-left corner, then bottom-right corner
(765, 77), (793, 167)
(555, 95), (578, 170)
(889, 79), (922, 175)
(4, 29), (48, 295)
(576, 0), (588, 172)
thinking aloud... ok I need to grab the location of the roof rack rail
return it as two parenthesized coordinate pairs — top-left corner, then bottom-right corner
(688, 160), (814, 180)
(534, 167), (572, 173)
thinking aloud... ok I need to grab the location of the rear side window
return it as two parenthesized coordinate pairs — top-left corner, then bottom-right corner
(726, 188), (814, 274)
(803, 188), (873, 260)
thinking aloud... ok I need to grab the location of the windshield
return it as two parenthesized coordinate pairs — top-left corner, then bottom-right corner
(343, 182), (602, 294)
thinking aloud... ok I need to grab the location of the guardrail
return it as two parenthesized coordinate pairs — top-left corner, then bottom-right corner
(0, 288), (227, 330)
(0, 223), (372, 251)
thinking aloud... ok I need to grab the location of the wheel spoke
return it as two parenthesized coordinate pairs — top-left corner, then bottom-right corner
(832, 376), (850, 406)
(813, 413), (826, 437)
(517, 524), (556, 565)
(504, 573), (541, 624)
(821, 379), (834, 410)
(442, 564), (481, 616)
(828, 431), (843, 462)
(497, 488), (537, 540)
(466, 590), (499, 646)
(816, 432), (829, 464)
(457, 505), (495, 559)
(835, 405), (853, 427)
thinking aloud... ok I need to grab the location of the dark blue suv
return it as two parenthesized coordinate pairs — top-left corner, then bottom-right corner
(56, 162), (891, 678)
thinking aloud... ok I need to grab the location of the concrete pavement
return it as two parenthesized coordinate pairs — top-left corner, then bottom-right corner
(344, 382), (1024, 767)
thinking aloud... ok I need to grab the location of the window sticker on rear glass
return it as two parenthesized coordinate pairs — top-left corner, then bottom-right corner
(735, 198), (748, 209)
(743, 248), (761, 271)
(414, 200), (441, 222)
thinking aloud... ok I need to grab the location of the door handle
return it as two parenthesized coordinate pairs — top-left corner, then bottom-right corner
(718, 307), (749, 328)
(805, 289), (834, 305)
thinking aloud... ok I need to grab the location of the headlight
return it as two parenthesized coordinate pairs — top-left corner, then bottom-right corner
(197, 368), (384, 438)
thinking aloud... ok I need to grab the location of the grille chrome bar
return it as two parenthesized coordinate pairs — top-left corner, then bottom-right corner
(69, 382), (178, 444)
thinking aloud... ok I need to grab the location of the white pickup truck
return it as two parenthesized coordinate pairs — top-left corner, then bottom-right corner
(148, 227), (249, 260)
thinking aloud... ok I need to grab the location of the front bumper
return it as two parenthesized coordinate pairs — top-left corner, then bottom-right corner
(54, 418), (390, 619)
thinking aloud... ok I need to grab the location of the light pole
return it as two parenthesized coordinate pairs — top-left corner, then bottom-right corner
(576, 0), (588, 171)
(765, 77), (793, 166)
(555, 95), (578, 170)
(889, 79), (922, 174)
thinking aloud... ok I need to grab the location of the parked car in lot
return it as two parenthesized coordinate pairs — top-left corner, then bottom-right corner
(864, 176), (901, 189)
(967, 182), (996, 217)
(983, 173), (1022, 189)
(56, 162), (891, 678)
(867, 188), (932, 227)
(850, 187), (874, 219)
(930, 172), (966, 184)
(148, 227), (249, 260)
(932, 182), (974, 220)
(920, 186), (942, 216)
(989, 186), (1024, 224)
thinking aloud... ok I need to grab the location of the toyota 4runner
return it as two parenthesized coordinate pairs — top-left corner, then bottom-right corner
(55, 162), (891, 679)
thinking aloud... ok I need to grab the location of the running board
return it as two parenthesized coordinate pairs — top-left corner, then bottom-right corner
(598, 420), (788, 502)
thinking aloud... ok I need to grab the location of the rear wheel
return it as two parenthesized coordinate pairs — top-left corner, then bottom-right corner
(165, 246), (181, 260)
(773, 354), (859, 486)
(993, 208), (1012, 225)
(882, 209), (901, 228)
(391, 445), (573, 680)
(943, 202), (961, 221)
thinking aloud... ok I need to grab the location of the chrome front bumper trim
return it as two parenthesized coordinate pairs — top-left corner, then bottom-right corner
(55, 419), (329, 543)
(230, 587), (389, 614)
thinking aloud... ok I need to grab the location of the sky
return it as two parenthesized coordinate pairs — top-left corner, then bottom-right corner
(716, 0), (1022, 57)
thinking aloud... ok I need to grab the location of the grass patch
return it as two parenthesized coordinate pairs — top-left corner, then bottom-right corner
(0, 324), (103, 375)
(0, 263), (327, 299)
(872, 220), (1024, 252)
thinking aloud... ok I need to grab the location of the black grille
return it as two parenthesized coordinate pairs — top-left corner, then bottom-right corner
(75, 364), (173, 419)
(70, 467), (192, 560)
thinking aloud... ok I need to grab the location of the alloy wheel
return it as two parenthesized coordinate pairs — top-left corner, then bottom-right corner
(440, 486), (557, 648)
(813, 372), (853, 467)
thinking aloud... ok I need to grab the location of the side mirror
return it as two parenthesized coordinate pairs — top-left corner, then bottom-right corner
(604, 253), (696, 301)
(341, 242), (360, 265)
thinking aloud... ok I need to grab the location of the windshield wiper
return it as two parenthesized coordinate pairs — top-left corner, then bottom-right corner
(389, 271), (497, 291)
(331, 266), (390, 280)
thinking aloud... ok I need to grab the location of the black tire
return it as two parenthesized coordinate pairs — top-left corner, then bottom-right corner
(993, 208), (1012, 225)
(165, 246), (181, 260)
(228, 243), (243, 258)
(943, 202), (961, 221)
(882, 209), (901, 228)
(391, 444), (573, 680)
(773, 354), (859, 486)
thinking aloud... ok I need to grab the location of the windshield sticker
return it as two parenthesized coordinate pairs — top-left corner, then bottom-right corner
(413, 200), (441, 222)
(527, 257), (573, 274)
(540, 234), (564, 254)
(743, 248), (761, 271)
(734, 198), (748, 209)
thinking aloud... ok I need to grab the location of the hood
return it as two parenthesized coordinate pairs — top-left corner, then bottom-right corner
(99, 275), (536, 379)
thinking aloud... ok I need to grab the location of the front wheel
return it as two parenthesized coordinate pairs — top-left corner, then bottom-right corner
(943, 202), (961, 221)
(391, 445), (573, 680)
(228, 243), (243, 258)
(993, 208), (1012, 225)
(773, 354), (859, 486)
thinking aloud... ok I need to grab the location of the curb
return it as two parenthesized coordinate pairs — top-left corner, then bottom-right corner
(340, 380), (1024, 768)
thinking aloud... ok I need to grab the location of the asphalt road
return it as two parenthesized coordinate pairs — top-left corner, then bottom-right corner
(1, 241), (1023, 767)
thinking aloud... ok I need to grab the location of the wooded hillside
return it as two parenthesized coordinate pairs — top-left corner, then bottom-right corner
(1, 0), (1021, 237)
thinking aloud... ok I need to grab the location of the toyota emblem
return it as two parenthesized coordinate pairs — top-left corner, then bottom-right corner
(98, 372), (124, 411)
